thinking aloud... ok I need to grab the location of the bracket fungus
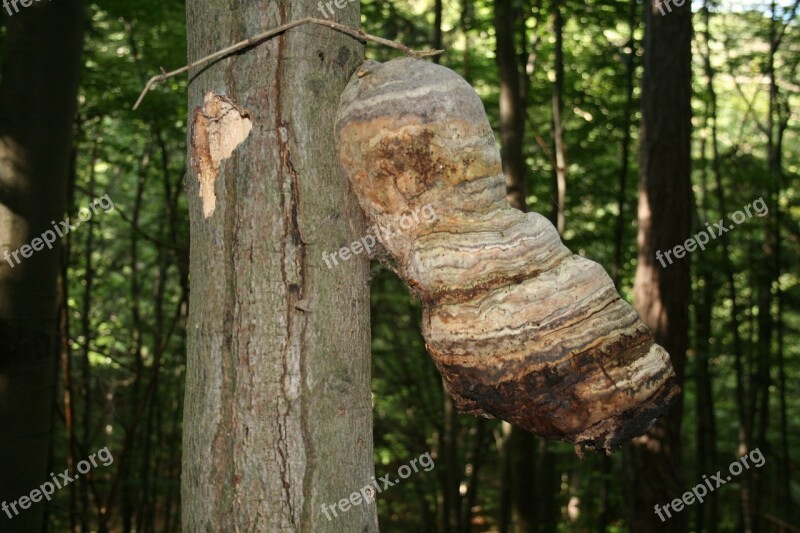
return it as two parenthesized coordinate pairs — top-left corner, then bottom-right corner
(335, 58), (679, 452)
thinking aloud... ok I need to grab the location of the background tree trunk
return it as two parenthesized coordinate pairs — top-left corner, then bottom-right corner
(494, 3), (538, 531)
(495, 0), (527, 211)
(433, 0), (443, 64)
(611, 0), (637, 288)
(550, 0), (567, 235)
(181, 2), (377, 531)
(625, 0), (693, 530)
(695, 5), (723, 529)
(0, 2), (84, 531)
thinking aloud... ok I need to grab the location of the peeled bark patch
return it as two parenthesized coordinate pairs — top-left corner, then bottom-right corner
(191, 92), (252, 218)
(335, 58), (680, 452)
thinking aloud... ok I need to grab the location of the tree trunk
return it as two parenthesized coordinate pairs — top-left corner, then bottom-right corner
(694, 7), (719, 531)
(181, 2), (377, 531)
(495, 0), (527, 210)
(693, 243), (718, 533)
(534, 440), (559, 532)
(499, 422), (539, 533)
(460, 419), (487, 531)
(433, 0), (443, 64)
(440, 379), (461, 533)
(775, 193), (790, 527)
(625, 0), (693, 530)
(494, 3), (538, 531)
(459, 0), (474, 82)
(612, 0), (637, 287)
(0, 2), (84, 531)
(703, 10), (750, 525)
(550, 0), (567, 235)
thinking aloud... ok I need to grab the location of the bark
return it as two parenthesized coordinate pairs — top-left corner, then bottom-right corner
(59, 118), (80, 533)
(459, 0), (474, 83)
(495, 0), (527, 210)
(534, 441), (558, 531)
(550, 0), (566, 235)
(612, 0), (637, 287)
(625, 0), (693, 529)
(693, 242), (718, 533)
(181, 2), (376, 531)
(0, 2), (84, 531)
(498, 421), (536, 533)
(776, 197), (790, 527)
(596, 455), (612, 532)
(440, 380), (461, 532)
(433, 0), (443, 64)
(459, 419), (487, 530)
(79, 142), (98, 532)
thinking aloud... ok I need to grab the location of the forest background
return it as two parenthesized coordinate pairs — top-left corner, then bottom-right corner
(0, 0), (797, 531)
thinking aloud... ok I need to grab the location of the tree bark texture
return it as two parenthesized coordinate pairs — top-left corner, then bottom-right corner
(182, 2), (376, 531)
(0, 2), (84, 531)
(494, 0), (527, 211)
(625, 0), (693, 529)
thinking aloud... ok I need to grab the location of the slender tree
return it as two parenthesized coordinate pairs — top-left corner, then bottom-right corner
(495, 0), (528, 210)
(751, 2), (795, 528)
(624, 0), (693, 530)
(612, 0), (638, 288)
(550, 0), (567, 236)
(694, 4), (721, 530)
(494, 2), (539, 530)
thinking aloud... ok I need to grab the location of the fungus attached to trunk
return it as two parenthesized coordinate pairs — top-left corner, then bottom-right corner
(335, 58), (679, 452)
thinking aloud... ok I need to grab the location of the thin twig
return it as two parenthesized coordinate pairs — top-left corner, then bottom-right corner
(133, 17), (443, 110)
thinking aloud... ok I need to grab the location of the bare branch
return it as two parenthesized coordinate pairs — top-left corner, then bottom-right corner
(133, 17), (443, 110)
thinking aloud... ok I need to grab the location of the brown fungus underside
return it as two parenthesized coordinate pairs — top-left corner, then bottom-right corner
(335, 58), (679, 452)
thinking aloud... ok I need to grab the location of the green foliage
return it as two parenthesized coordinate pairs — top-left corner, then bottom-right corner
(48, 0), (189, 529)
(40, 0), (799, 530)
